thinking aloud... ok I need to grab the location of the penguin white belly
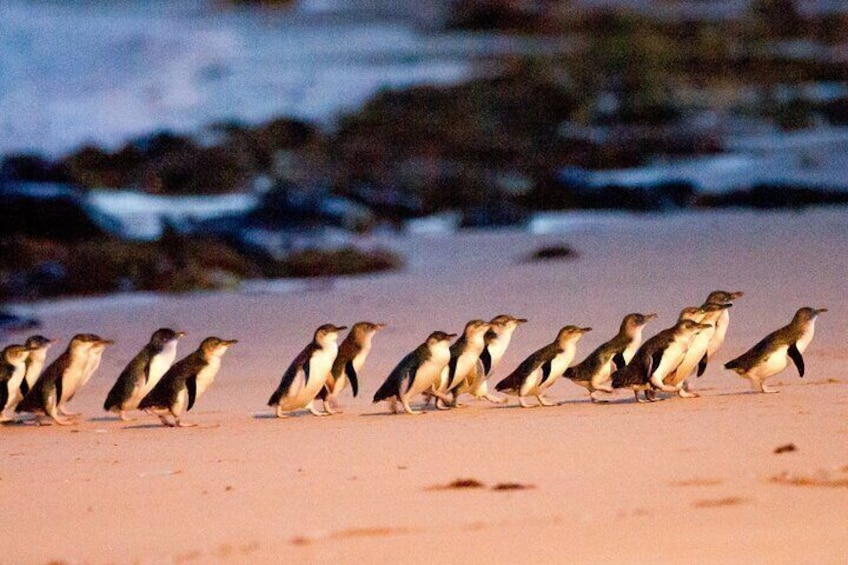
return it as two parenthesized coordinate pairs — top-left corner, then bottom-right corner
(144, 342), (179, 397)
(443, 352), (480, 390)
(707, 311), (730, 357)
(173, 388), (188, 415)
(486, 339), (510, 372)
(747, 347), (790, 380)
(673, 329), (715, 383)
(6, 362), (28, 407)
(546, 348), (576, 388)
(652, 341), (688, 381)
(519, 369), (544, 396)
(60, 365), (87, 404)
(194, 357), (222, 398)
(81, 351), (105, 388)
(796, 323), (816, 354)
(406, 355), (449, 399)
(623, 329), (644, 364)
(286, 353), (334, 409)
(24, 355), (46, 388)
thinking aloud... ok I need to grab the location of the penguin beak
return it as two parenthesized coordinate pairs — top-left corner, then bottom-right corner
(176, 331), (187, 338)
(516, 318), (528, 324)
(580, 327), (593, 333)
(335, 325), (348, 332)
(645, 313), (658, 320)
(100, 339), (115, 346)
(731, 291), (745, 299)
(446, 333), (458, 340)
(816, 308), (828, 314)
(224, 339), (239, 347)
(374, 324), (386, 331)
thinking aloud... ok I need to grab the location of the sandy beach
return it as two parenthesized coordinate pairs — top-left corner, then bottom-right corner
(3, 209), (847, 564)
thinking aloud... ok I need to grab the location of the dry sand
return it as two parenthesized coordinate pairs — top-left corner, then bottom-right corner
(3, 209), (847, 564)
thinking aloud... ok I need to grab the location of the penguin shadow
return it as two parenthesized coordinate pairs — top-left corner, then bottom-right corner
(252, 411), (321, 420)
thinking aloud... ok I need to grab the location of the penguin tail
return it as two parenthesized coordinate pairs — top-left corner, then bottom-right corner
(723, 359), (739, 371)
(267, 389), (282, 407)
(563, 367), (576, 381)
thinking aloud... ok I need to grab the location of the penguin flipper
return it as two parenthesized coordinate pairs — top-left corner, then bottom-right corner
(648, 351), (664, 383)
(55, 376), (63, 409)
(0, 384), (8, 411)
(479, 347), (492, 376)
(788, 343), (805, 377)
(404, 366), (418, 393)
(697, 354), (708, 377)
(186, 378), (197, 411)
(20, 378), (29, 397)
(447, 355), (459, 384)
(539, 360), (553, 386)
(612, 352), (626, 371)
(346, 360), (359, 397)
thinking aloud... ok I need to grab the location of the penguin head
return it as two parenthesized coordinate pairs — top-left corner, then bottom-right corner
(793, 307), (826, 324)
(150, 328), (186, 347)
(555, 325), (591, 345)
(68, 334), (98, 354)
(678, 306), (703, 322)
(2, 344), (30, 364)
(702, 302), (732, 313)
(24, 335), (55, 351)
(706, 290), (744, 304)
(622, 312), (656, 333)
(676, 319), (711, 336)
(350, 322), (385, 340)
(426, 331), (457, 348)
(314, 324), (347, 346)
(199, 337), (238, 358)
(488, 315), (527, 334)
(463, 319), (491, 338)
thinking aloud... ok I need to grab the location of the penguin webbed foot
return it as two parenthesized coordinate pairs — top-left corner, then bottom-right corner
(518, 397), (536, 408)
(536, 395), (556, 407)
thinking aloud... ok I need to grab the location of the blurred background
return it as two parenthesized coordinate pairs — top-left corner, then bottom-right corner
(1, 0), (847, 309)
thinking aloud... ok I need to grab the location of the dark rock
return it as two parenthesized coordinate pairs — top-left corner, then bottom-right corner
(698, 184), (848, 209)
(0, 182), (121, 240)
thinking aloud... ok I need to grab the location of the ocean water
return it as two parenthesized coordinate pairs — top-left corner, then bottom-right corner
(0, 0), (557, 158)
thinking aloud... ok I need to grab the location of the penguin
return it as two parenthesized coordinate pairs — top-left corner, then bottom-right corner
(724, 307), (825, 393)
(495, 325), (591, 407)
(104, 328), (186, 421)
(1, 344), (33, 421)
(611, 319), (712, 402)
(268, 324), (347, 418)
(704, 290), (744, 360)
(317, 322), (384, 414)
(139, 337), (237, 427)
(372, 331), (457, 415)
(5, 335), (54, 414)
(664, 303), (732, 397)
(58, 334), (114, 417)
(15, 334), (96, 425)
(564, 313), (656, 402)
(431, 319), (491, 409)
(453, 314), (527, 404)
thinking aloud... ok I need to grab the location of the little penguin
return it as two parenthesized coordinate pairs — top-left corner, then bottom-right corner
(704, 290), (743, 360)
(664, 303), (731, 397)
(432, 319), (491, 409)
(104, 328), (186, 421)
(1, 344), (34, 421)
(16, 334), (96, 425)
(372, 331), (457, 415)
(139, 337), (237, 427)
(59, 334), (114, 417)
(318, 322), (385, 414)
(454, 314), (527, 404)
(268, 324), (347, 418)
(724, 307), (825, 393)
(4, 335), (54, 415)
(495, 325), (591, 408)
(564, 313), (656, 402)
(611, 319), (712, 402)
